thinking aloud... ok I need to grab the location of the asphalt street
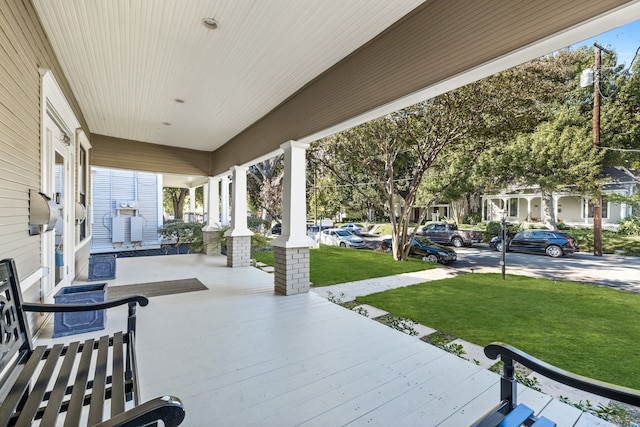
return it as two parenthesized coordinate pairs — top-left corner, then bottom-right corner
(453, 244), (640, 293)
(360, 234), (640, 293)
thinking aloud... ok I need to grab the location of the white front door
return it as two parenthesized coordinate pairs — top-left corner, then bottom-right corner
(40, 69), (80, 302)
(42, 112), (74, 298)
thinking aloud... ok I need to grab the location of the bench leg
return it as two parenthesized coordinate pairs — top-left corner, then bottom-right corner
(500, 357), (518, 411)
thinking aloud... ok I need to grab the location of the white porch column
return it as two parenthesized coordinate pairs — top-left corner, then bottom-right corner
(225, 166), (253, 267)
(272, 141), (315, 295)
(205, 177), (220, 227)
(188, 187), (196, 221)
(553, 194), (561, 224)
(526, 197), (533, 222)
(203, 177), (222, 255)
(583, 197), (591, 224)
(221, 175), (230, 226)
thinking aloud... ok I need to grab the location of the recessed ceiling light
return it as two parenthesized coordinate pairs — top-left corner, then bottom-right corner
(202, 18), (218, 30)
(175, 98), (185, 104)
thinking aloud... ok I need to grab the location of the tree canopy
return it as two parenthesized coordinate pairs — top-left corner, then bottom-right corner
(309, 50), (584, 260)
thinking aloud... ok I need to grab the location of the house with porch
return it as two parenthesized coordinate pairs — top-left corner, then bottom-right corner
(2, 1), (640, 424)
(482, 166), (640, 228)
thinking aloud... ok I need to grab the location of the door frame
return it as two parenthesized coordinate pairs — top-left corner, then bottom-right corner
(40, 69), (80, 301)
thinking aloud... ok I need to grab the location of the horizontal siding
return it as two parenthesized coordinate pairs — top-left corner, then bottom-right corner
(91, 168), (161, 251)
(136, 172), (161, 244)
(0, 0), (89, 326)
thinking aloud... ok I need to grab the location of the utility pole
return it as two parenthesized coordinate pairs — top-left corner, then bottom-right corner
(592, 42), (610, 257)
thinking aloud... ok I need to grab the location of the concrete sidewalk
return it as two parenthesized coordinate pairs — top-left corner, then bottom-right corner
(310, 266), (460, 301)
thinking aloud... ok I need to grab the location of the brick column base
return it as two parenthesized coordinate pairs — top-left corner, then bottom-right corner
(274, 246), (310, 295)
(226, 235), (252, 267)
(203, 229), (222, 256)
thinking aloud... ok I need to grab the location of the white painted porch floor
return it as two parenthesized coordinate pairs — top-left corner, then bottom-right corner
(35, 254), (613, 426)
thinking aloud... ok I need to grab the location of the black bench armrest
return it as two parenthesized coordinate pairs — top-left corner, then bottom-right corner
(21, 295), (149, 312)
(22, 295), (149, 335)
(90, 395), (185, 427)
(485, 342), (640, 407)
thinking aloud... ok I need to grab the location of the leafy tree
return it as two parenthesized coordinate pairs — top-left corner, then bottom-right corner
(311, 52), (578, 260)
(600, 52), (640, 168)
(307, 171), (343, 222)
(507, 108), (605, 229)
(247, 155), (283, 232)
(163, 187), (189, 220)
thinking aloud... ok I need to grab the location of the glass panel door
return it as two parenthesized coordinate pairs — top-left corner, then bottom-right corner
(54, 150), (65, 286)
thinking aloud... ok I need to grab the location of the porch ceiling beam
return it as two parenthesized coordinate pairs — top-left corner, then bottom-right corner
(91, 134), (212, 176)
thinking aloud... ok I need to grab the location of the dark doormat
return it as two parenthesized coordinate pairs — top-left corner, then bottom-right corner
(107, 278), (208, 299)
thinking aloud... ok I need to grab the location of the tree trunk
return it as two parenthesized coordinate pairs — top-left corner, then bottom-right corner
(540, 191), (557, 230)
(172, 188), (189, 220)
(450, 199), (468, 224)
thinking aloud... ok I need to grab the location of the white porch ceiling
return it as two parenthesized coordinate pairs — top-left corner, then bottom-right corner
(32, 0), (424, 152)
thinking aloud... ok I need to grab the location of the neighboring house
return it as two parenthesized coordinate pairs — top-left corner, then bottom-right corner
(482, 166), (639, 228)
(90, 167), (164, 254)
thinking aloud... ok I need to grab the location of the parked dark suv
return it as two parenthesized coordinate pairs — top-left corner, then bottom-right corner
(490, 230), (579, 258)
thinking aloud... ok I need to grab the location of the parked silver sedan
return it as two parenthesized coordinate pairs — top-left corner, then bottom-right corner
(320, 228), (366, 248)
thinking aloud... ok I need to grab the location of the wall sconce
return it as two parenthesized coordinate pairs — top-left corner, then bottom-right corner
(29, 189), (57, 235)
(75, 202), (86, 225)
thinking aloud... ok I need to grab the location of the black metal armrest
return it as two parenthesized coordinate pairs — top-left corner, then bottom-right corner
(21, 295), (149, 312)
(485, 342), (640, 407)
(90, 396), (186, 427)
(23, 295), (149, 334)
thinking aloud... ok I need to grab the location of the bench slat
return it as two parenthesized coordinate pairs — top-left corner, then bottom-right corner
(40, 341), (81, 425)
(15, 344), (64, 426)
(88, 335), (110, 425)
(111, 331), (126, 415)
(0, 346), (47, 426)
(64, 338), (95, 427)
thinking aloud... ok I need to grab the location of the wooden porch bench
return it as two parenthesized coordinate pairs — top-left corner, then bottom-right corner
(0, 258), (185, 426)
(473, 342), (640, 427)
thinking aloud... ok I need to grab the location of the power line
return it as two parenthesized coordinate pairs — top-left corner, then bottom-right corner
(310, 177), (414, 190)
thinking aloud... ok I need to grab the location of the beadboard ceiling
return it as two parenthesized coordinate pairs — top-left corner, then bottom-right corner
(32, 0), (424, 152)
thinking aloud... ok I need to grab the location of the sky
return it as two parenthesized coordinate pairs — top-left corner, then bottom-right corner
(571, 19), (640, 67)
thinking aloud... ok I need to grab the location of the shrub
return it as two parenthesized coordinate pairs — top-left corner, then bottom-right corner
(251, 233), (272, 255)
(486, 221), (521, 239)
(486, 221), (501, 238)
(248, 217), (270, 232)
(619, 215), (640, 236)
(158, 221), (204, 253)
(465, 211), (482, 225)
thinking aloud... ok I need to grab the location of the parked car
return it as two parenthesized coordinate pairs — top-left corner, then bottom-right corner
(381, 236), (457, 264)
(418, 222), (483, 247)
(320, 228), (366, 248)
(489, 229), (579, 258)
(340, 223), (365, 235)
(270, 223), (281, 235)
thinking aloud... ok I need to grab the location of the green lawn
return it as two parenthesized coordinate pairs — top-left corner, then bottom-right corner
(357, 273), (640, 389)
(253, 244), (436, 287)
